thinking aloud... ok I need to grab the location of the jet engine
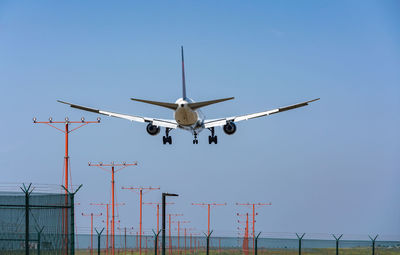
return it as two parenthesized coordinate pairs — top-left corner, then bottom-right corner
(146, 123), (160, 136)
(223, 122), (236, 135)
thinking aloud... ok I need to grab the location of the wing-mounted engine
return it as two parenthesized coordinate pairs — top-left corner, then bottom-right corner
(146, 123), (160, 136)
(223, 122), (237, 135)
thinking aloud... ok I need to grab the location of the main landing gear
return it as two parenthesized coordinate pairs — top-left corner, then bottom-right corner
(208, 127), (218, 144)
(193, 132), (199, 144)
(163, 128), (172, 144)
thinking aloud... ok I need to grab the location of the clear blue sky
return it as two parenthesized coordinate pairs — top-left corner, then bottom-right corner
(0, 1), (399, 238)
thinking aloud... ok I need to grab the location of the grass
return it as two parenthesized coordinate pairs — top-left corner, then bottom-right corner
(73, 247), (400, 255)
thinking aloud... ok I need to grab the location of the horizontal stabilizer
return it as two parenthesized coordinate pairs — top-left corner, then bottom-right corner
(188, 97), (234, 110)
(130, 98), (178, 110)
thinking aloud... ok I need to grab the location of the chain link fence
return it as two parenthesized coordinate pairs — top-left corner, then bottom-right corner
(0, 184), (76, 255)
(74, 234), (400, 255)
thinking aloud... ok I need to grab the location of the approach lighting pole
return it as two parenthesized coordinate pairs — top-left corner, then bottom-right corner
(167, 214), (183, 254)
(33, 116), (100, 253)
(143, 202), (175, 237)
(90, 203), (125, 255)
(237, 213), (251, 255)
(191, 203), (227, 235)
(236, 202), (272, 252)
(89, 161), (137, 255)
(82, 212), (103, 255)
(162, 193), (178, 255)
(173, 220), (190, 255)
(122, 186), (160, 255)
(143, 202), (174, 254)
(117, 227), (134, 255)
(184, 228), (195, 255)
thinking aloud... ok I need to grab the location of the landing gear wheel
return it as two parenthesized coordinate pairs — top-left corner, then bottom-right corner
(208, 135), (218, 144)
(208, 127), (218, 144)
(163, 136), (172, 144)
(163, 128), (172, 144)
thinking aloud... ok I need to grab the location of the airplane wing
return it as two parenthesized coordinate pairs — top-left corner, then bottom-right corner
(203, 98), (320, 128)
(57, 100), (178, 129)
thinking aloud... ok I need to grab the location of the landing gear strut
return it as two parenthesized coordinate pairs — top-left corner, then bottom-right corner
(193, 132), (199, 144)
(208, 127), (218, 144)
(163, 128), (172, 144)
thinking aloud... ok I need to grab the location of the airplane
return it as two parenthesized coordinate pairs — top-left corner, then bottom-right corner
(58, 47), (319, 145)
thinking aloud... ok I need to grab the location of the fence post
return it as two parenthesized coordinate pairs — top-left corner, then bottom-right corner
(295, 233), (305, 255)
(254, 232), (261, 255)
(204, 230), (213, 255)
(62, 184), (83, 255)
(95, 228), (104, 255)
(36, 227), (44, 255)
(153, 229), (161, 255)
(369, 235), (378, 255)
(332, 234), (343, 255)
(21, 183), (33, 255)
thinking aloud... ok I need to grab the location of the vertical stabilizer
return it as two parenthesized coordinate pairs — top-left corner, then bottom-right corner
(181, 46), (187, 99)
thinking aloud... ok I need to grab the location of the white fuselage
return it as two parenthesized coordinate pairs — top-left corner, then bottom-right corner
(174, 98), (205, 133)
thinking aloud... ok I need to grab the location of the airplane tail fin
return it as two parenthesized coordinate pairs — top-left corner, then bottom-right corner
(181, 46), (187, 99)
(188, 97), (234, 110)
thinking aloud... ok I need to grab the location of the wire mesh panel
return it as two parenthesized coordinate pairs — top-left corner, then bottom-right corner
(339, 240), (372, 255)
(256, 237), (298, 255)
(302, 239), (336, 255)
(376, 240), (400, 255)
(74, 234), (400, 255)
(0, 190), (72, 255)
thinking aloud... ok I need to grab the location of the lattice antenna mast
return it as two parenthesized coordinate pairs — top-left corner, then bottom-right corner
(236, 202), (271, 252)
(89, 161), (137, 255)
(33, 116), (100, 253)
(121, 186), (160, 255)
(90, 202), (125, 255)
(82, 212), (103, 255)
(191, 202), (227, 235)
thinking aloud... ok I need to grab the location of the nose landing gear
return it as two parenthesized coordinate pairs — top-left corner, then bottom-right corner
(208, 127), (218, 144)
(193, 132), (199, 144)
(163, 128), (172, 144)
